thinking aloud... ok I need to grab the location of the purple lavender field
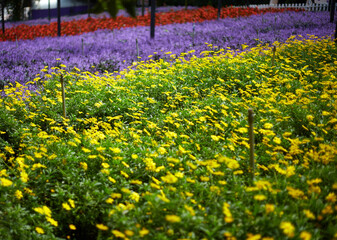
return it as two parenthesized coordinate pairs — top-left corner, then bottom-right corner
(0, 11), (334, 87)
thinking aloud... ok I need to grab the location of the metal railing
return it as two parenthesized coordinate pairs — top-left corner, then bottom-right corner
(244, 3), (336, 11)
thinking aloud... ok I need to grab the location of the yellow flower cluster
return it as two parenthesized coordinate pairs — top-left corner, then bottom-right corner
(0, 36), (336, 239)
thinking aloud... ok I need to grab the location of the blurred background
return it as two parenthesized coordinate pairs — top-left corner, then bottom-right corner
(0, 0), (329, 21)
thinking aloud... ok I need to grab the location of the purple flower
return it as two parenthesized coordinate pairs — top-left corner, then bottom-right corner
(0, 11), (334, 90)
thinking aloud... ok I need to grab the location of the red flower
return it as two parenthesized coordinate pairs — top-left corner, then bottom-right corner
(0, 6), (302, 42)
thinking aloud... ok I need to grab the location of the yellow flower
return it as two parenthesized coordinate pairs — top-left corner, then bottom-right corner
(96, 224), (108, 231)
(157, 147), (167, 155)
(125, 230), (134, 236)
(108, 177), (116, 183)
(131, 154), (138, 159)
(15, 190), (23, 200)
(300, 231), (312, 240)
(246, 233), (262, 240)
(200, 176), (210, 182)
(321, 205), (333, 215)
(184, 204), (195, 216)
(211, 135), (220, 141)
(130, 180), (142, 185)
(306, 115), (314, 121)
(165, 131), (177, 139)
(81, 147), (91, 153)
(161, 173), (178, 184)
(0, 177), (13, 187)
(62, 203), (71, 211)
(111, 193), (122, 199)
(129, 192), (140, 202)
(219, 180), (227, 185)
(263, 123), (273, 129)
(110, 147), (121, 154)
(68, 199), (75, 208)
(303, 209), (315, 220)
(20, 171), (29, 183)
(325, 192), (337, 203)
(34, 206), (52, 217)
(35, 227), (45, 234)
(69, 224), (76, 230)
(273, 137), (281, 144)
(120, 171), (129, 178)
(46, 217), (58, 227)
(280, 221), (295, 238)
(112, 230), (126, 238)
(4, 146), (15, 154)
(223, 202), (233, 223)
(80, 162), (88, 170)
(139, 228), (149, 237)
(254, 194), (267, 201)
(237, 127), (248, 133)
(265, 204), (275, 214)
(0, 169), (7, 177)
(101, 162), (110, 169)
(332, 183), (337, 190)
(165, 214), (181, 223)
(287, 186), (306, 200)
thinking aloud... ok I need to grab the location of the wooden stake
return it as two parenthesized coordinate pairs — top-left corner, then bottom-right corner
(248, 108), (255, 181)
(60, 75), (66, 119)
(136, 38), (139, 59)
(81, 38), (84, 55)
(271, 45), (276, 67)
(192, 22), (195, 46)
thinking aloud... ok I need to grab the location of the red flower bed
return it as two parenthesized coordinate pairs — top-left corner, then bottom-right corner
(0, 6), (302, 42)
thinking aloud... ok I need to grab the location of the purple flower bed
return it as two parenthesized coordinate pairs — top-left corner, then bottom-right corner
(0, 11), (334, 89)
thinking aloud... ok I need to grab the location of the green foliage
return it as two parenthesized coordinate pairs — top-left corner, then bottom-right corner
(1, 37), (337, 239)
(91, 0), (137, 18)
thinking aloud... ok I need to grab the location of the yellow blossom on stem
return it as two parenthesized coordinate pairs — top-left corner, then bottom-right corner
(325, 192), (337, 203)
(165, 214), (181, 223)
(0, 177), (13, 187)
(15, 190), (23, 199)
(112, 230), (126, 238)
(35, 227), (45, 234)
(299, 231), (312, 240)
(96, 224), (108, 231)
(139, 228), (149, 237)
(69, 224), (76, 230)
(280, 221), (295, 238)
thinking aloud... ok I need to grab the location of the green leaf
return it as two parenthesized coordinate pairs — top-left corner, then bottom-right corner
(106, 0), (119, 18)
(89, 1), (106, 14)
(121, 0), (137, 18)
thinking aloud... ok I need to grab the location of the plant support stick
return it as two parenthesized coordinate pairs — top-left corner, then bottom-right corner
(272, 45), (276, 67)
(192, 22), (195, 46)
(248, 108), (254, 181)
(81, 38), (84, 55)
(60, 75), (66, 119)
(136, 38), (139, 59)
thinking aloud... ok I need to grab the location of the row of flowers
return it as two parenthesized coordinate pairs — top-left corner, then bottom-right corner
(4, 6), (199, 28)
(0, 11), (333, 91)
(0, 6), (302, 42)
(1, 36), (337, 239)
